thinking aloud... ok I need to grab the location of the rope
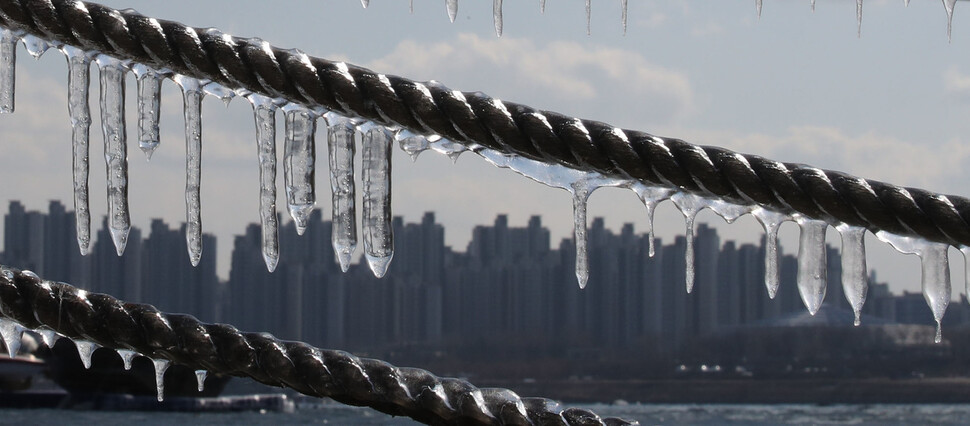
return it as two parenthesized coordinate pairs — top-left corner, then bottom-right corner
(0, 266), (635, 425)
(0, 0), (966, 248)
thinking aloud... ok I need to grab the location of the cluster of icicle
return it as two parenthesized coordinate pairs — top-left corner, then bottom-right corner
(0, 271), (208, 402)
(0, 16), (964, 345)
(361, 0), (961, 40)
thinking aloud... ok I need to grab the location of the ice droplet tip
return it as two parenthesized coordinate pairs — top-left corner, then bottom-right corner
(366, 254), (393, 278)
(263, 255), (278, 273)
(110, 228), (129, 256)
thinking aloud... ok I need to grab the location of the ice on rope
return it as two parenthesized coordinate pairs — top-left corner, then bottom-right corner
(326, 113), (358, 272)
(360, 123), (395, 278)
(74, 340), (99, 369)
(0, 318), (23, 357)
(0, 28), (18, 113)
(173, 75), (205, 267)
(877, 231), (951, 344)
(753, 208), (789, 299)
(63, 46), (93, 256)
(95, 54), (131, 256)
(247, 94), (281, 272)
(153, 358), (170, 402)
(132, 64), (164, 161)
(196, 370), (207, 392)
(37, 328), (59, 348)
(429, 135), (467, 162)
(396, 130), (430, 161)
(282, 104), (318, 235)
(836, 224), (869, 326)
(21, 34), (49, 59)
(117, 349), (138, 370)
(795, 216), (828, 316)
(630, 183), (673, 258)
(494, 0), (504, 37)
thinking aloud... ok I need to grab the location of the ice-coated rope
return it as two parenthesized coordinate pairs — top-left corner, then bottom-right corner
(0, 0), (967, 250)
(0, 266), (636, 425)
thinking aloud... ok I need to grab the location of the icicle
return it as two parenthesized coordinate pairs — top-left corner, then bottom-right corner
(837, 224), (868, 326)
(396, 130), (429, 161)
(361, 0), (369, 8)
(282, 104), (317, 235)
(795, 216), (828, 315)
(20, 35), (49, 59)
(0, 28), (18, 113)
(117, 349), (137, 370)
(429, 136), (467, 162)
(37, 328), (59, 348)
(447, 0), (458, 22)
(75, 340), (98, 369)
(961, 246), (970, 305)
(173, 75), (205, 267)
(857, 0), (864, 38)
(586, 0), (592, 35)
(812, 0), (816, 12)
(572, 184), (592, 289)
(131, 64), (163, 161)
(757, 0), (763, 19)
(63, 46), (93, 255)
(248, 94), (280, 272)
(752, 208), (789, 299)
(95, 55), (131, 256)
(621, 0), (629, 35)
(196, 370), (207, 392)
(410, 0), (414, 14)
(671, 193), (706, 294)
(540, 0), (546, 13)
(630, 183), (672, 258)
(877, 231), (951, 343)
(494, 0), (504, 36)
(906, 0), (911, 6)
(153, 358), (170, 402)
(0, 318), (23, 357)
(361, 124), (394, 278)
(944, 0), (957, 42)
(326, 114), (358, 272)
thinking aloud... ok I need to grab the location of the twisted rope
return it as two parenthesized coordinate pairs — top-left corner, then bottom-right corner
(0, 0), (966, 247)
(0, 267), (635, 425)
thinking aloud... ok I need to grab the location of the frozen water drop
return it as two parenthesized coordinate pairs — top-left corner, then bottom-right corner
(117, 349), (137, 370)
(750, 191), (789, 251)
(203, 81), (235, 105)
(429, 136), (467, 162)
(837, 224), (868, 326)
(196, 370), (207, 392)
(876, 231), (951, 343)
(173, 75), (205, 267)
(0, 28), (18, 113)
(671, 193), (706, 294)
(153, 358), (170, 402)
(75, 340), (99, 369)
(630, 183), (672, 258)
(283, 104), (318, 236)
(494, 0), (504, 36)
(131, 64), (163, 161)
(63, 46), (93, 255)
(20, 35), (49, 59)
(361, 124), (394, 278)
(396, 130), (429, 161)
(757, 0), (763, 18)
(857, 0), (864, 38)
(586, 0), (592, 35)
(944, 0), (957, 42)
(795, 216), (827, 315)
(0, 319), (23, 357)
(621, 0), (629, 35)
(37, 328), (59, 348)
(95, 54), (131, 256)
(707, 199), (751, 224)
(327, 114), (358, 272)
(447, 0), (458, 22)
(248, 94), (280, 272)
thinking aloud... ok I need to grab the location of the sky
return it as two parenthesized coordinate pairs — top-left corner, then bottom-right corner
(2, 0), (970, 298)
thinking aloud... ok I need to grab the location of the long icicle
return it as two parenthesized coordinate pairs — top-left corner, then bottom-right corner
(361, 124), (394, 278)
(944, 0), (957, 42)
(447, 0), (458, 22)
(95, 55), (131, 256)
(132, 64), (163, 161)
(795, 216), (828, 315)
(671, 193), (705, 294)
(174, 75), (205, 267)
(494, 0), (504, 37)
(753, 208), (789, 299)
(327, 114), (358, 272)
(837, 224), (868, 326)
(621, 0), (629, 35)
(283, 104), (317, 235)
(586, 0), (592, 35)
(248, 94), (280, 272)
(63, 46), (93, 255)
(877, 231), (951, 343)
(572, 183), (593, 289)
(630, 183), (673, 258)
(0, 28), (17, 113)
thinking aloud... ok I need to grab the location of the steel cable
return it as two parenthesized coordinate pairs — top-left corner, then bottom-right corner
(0, 0), (966, 247)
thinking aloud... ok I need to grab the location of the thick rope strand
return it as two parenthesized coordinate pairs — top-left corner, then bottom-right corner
(0, 0), (966, 247)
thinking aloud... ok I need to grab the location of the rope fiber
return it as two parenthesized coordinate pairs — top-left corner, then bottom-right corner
(0, 0), (967, 248)
(0, 267), (635, 425)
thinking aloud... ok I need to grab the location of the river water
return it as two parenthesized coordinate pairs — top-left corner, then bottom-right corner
(4, 403), (970, 424)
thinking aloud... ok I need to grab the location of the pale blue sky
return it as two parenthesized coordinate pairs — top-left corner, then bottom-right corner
(3, 0), (970, 296)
